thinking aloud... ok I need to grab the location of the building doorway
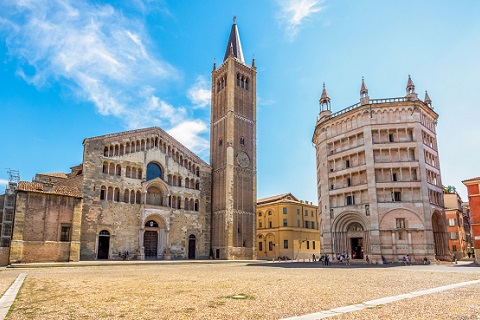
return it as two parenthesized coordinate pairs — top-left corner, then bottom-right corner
(351, 237), (363, 259)
(188, 234), (196, 259)
(97, 230), (110, 259)
(144, 231), (158, 258)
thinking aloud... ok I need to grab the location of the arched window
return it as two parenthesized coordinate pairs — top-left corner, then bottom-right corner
(245, 78), (249, 90)
(194, 200), (199, 212)
(102, 162), (108, 174)
(100, 186), (106, 200)
(107, 187), (113, 201)
(136, 191), (141, 204)
(147, 163), (163, 181)
(146, 186), (162, 206)
(145, 220), (158, 228)
(104, 147), (108, 157)
(124, 189), (130, 203)
(109, 163), (115, 175)
(137, 168), (142, 180)
(240, 137), (245, 146)
(114, 188), (120, 202)
(116, 164), (121, 176)
(130, 190), (135, 204)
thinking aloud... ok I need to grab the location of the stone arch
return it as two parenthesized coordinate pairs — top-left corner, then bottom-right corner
(332, 211), (367, 233)
(432, 210), (449, 259)
(331, 211), (368, 259)
(379, 207), (424, 230)
(143, 215), (168, 259)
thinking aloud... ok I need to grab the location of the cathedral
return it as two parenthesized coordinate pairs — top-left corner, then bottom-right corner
(0, 20), (257, 264)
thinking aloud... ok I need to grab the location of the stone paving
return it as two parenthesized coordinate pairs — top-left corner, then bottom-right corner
(0, 260), (478, 319)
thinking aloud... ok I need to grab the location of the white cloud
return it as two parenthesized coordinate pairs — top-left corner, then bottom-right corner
(187, 76), (211, 109)
(277, 0), (325, 40)
(167, 120), (209, 154)
(0, 0), (208, 152)
(0, 179), (8, 186)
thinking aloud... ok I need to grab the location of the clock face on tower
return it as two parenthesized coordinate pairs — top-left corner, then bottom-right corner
(236, 151), (250, 168)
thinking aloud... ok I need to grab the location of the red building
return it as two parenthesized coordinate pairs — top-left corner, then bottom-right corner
(462, 177), (480, 264)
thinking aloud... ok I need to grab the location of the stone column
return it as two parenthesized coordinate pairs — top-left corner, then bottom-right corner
(391, 231), (397, 258)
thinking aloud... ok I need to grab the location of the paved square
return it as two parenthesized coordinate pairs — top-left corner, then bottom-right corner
(1, 261), (479, 319)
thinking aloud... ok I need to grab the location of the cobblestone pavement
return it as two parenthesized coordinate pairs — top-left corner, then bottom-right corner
(0, 261), (478, 319)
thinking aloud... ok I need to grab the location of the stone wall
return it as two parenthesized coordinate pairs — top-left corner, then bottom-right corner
(9, 191), (81, 263)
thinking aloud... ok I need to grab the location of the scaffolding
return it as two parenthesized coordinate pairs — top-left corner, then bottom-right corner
(1, 169), (19, 247)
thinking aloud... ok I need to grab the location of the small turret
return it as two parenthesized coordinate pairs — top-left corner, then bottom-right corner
(405, 75), (418, 101)
(360, 77), (370, 105)
(424, 90), (433, 109)
(319, 82), (331, 112)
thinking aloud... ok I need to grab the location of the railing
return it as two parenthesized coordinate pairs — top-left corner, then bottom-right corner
(370, 97), (407, 104)
(330, 102), (361, 118)
(329, 96), (418, 119)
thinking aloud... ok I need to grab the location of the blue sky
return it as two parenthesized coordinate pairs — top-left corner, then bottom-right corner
(0, 0), (479, 202)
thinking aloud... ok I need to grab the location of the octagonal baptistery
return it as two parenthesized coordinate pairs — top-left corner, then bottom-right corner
(80, 127), (211, 260)
(312, 77), (450, 264)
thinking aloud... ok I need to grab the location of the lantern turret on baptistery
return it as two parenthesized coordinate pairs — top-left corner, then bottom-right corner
(360, 77), (370, 105)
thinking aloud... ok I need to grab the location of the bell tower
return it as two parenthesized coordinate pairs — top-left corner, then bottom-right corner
(210, 18), (257, 260)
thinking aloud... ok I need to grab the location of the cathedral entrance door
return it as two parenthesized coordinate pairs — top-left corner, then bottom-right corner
(188, 234), (196, 259)
(97, 230), (110, 259)
(144, 231), (158, 259)
(351, 237), (363, 260)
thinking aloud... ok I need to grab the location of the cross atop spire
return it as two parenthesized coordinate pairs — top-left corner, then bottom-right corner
(223, 17), (245, 63)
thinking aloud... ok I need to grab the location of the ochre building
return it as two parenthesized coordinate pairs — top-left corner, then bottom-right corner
(0, 20), (257, 264)
(312, 77), (450, 264)
(256, 193), (319, 260)
(443, 191), (468, 259)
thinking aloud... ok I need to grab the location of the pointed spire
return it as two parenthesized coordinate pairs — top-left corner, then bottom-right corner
(360, 76), (368, 96)
(213, 59), (216, 71)
(406, 74), (415, 94)
(424, 90), (432, 107)
(223, 17), (245, 63)
(360, 77), (370, 105)
(319, 82), (331, 111)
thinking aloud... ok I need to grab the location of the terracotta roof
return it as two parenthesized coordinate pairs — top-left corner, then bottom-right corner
(462, 177), (480, 184)
(37, 172), (68, 179)
(55, 174), (84, 191)
(17, 181), (82, 198)
(257, 193), (300, 205)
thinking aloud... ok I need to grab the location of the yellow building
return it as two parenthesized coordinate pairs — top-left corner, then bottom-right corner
(256, 193), (319, 260)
